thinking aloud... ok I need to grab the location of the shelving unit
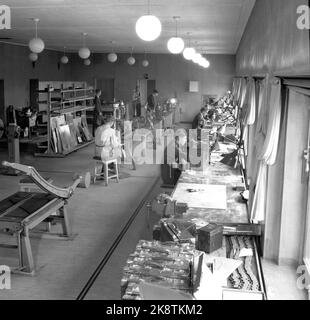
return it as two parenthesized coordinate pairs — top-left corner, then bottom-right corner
(34, 82), (95, 157)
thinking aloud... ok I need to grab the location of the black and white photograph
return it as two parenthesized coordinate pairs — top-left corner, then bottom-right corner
(0, 0), (309, 306)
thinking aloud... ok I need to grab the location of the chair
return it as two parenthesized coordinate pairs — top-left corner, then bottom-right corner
(93, 157), (119, 186)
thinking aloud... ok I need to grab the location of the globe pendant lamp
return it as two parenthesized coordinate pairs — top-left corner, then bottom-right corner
(60, 47), (69, 64)
(142, 52), (149, 67)
(107, 41), (118, 63)
(135, 0), (161, 41)
(167, 16), (184, 54)
(78, 33), (91, 59)
(29, 52), (38, 62)
(183, 47), (195, 60)
(202, 59), (210, 68)
(192, 52), (202, 64)
(197, 55), (206, 66)
(128, 48), (135, 65)
(183, 32), (195, 60)
(28, 18), (45, 54)
(84, 59), (91, 66)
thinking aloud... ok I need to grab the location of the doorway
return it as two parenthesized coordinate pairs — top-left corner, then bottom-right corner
(96, 78), (115, 102)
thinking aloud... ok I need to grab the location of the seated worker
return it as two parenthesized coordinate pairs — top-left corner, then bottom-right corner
(95, 115), (122, 161)
(161, 129), (189, 186)
(192, 107), (208, 130)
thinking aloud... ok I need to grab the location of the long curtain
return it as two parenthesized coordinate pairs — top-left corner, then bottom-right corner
(250, 78), (282, 222)
(246, 78), (258, 185)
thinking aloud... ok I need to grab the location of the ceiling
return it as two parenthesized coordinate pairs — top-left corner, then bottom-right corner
(0, 0), (256, 54)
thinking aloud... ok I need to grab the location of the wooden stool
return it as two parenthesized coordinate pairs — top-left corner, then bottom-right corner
(93, 157), (119, 186)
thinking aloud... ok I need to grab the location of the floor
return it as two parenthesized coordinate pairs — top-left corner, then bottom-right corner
(0, 145), (307, 300)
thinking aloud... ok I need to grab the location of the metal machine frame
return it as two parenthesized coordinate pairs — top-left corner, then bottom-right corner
(0, 161), (80, 275)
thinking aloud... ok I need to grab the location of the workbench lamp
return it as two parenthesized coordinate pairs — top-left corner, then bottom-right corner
(78, 33), (91, 59)
(135, 0), (161, 41)
(167, 17), (184, 54)
(28, 18), (45, 54)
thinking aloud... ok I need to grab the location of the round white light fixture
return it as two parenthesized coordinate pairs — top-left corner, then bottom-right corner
(108, 52), (118, 63)
(127, 56), (135, 65)
(78, 33), (91, 59)
(167, 17), (184, 54)
(192, 53), (202, 63)
(79, 47), (90, 59)
(84, 59), (91, 66)
(202, 60), (210, 68)
(142, 59), (149, 67)
(60, 55), (69, 64)
(29, 52), (38, 62)
(107, 41), (118, 63)
(29, 38), (45, 54)
(28, 18), (45, 54)
(183, 47), (195, 60)
(136, 15), (162, 41)
(197, 56), (206, 66)
(60, 47), (69, 64)
(167, 37), (184, 54)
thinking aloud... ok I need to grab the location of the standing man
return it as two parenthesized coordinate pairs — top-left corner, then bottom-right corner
(147, 89), (159, 112)
(93, 89), (102, 136)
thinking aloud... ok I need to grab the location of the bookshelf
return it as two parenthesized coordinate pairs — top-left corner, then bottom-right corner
(33, 81), (95, 157)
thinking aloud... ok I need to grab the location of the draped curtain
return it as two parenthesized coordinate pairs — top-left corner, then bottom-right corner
(250, 78), (282, 222)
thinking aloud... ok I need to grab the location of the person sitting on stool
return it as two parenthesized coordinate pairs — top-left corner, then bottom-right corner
(95, 116), (122, 161)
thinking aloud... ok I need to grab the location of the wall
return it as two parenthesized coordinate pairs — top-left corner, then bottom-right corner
(70, 53), (235, 122)
(0, 42), (70, 112)
(236, 0), (310, 76)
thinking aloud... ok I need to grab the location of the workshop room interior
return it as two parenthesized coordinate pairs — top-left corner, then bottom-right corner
(0, 0), (309, 301)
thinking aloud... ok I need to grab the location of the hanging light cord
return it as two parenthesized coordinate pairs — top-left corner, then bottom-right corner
(82, 33), (87, 47)
(147, 0), (150, 15)
(34, 19), (38, 38)
(175, 18), (178, 37)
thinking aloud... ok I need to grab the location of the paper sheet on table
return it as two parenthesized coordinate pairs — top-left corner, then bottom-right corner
(213, 257), (243, 287)
(194, 256), (223, 300)
(239, 248), (253, 258)
(172, 183), (227, 210)
(194, 255), (242, 300)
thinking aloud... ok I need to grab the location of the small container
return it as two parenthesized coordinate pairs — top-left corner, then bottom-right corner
(197, 223), (223, 254)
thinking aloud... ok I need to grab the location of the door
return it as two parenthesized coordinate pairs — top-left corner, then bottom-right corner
(96, 78), (115, 102)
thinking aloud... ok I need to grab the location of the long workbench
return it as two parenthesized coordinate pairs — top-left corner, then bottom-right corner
(165, 143), (266, 299)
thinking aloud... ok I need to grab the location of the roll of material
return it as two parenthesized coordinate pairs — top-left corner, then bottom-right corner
(73, 171), (91, 189)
